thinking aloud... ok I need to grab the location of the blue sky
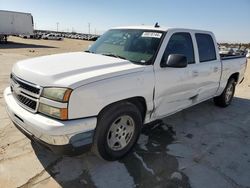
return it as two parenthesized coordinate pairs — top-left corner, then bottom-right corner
(1, 0), (250, 42)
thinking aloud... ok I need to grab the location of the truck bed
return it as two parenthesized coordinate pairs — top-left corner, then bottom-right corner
(219, 54), (247, 95)
(220, 54), (246, 60)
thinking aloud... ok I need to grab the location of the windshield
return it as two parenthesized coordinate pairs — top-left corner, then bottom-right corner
(87, 29), (164, 64)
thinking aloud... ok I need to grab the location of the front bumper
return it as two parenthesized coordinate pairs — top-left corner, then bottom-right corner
(4, 87), (97, 154)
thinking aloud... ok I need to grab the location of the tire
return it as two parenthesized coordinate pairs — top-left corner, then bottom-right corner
(214, 78), (236, 107)
(92, 102), (142, 161)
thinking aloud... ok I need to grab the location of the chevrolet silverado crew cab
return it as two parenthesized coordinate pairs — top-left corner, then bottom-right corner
(4, 25), (247, 161)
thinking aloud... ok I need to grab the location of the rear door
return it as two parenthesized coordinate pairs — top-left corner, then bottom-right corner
(194, 33), (221, 101)
(153, 31), (200, 118)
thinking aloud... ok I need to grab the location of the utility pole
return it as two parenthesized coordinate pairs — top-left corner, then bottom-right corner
(56, 22), (59, 32)
(88, 23), (91, 35)
(88, 23), (91, 40)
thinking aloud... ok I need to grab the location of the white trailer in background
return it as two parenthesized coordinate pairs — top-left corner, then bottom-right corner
(0, 10), (34, 43)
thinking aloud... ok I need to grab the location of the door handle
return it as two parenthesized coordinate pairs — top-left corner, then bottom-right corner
(213, 67), (219, 72)
(192, 71), (199, 77)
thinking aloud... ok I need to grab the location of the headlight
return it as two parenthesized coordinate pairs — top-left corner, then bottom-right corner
(41, 88), (72, 102)
(38, 103), (68, 120)
(39, 87), (72, 120)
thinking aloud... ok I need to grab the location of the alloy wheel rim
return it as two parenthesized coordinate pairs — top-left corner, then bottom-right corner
(107, 115), (135, 151)
(225, 83), (234, 103)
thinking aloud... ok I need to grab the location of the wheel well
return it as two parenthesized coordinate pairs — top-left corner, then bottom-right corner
(127, 97), (147, 120)
(229, 72), (239, 83)
(98, 97), (147, 121)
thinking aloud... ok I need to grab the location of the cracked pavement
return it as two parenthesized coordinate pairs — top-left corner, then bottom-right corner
(0, 37), (249, 188)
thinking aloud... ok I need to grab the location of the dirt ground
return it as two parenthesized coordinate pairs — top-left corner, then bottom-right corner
(0, 37), (249, 188)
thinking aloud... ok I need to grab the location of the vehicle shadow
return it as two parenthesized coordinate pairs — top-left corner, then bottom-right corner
(31, 96), (250, 188)
(0, 41), (57, 49)
(31, 121), (190, 188)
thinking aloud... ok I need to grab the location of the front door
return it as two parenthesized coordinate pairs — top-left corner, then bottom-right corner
(153, 32), (200, 118)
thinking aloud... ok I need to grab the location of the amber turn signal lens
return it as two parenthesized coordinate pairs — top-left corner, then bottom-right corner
(63, 89), (72, 102)
(60, 108), (68, 120)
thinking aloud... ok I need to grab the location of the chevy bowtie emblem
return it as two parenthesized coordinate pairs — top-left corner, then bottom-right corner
(13, 83), (21, 95)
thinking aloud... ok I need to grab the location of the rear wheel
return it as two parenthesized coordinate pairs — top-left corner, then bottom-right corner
(92, 102), (142, 161)
(214, 78), (236, 107)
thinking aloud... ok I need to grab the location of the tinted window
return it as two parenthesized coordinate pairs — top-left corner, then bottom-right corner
(162, 32), (195, 64)
(195, 33), (216, 62)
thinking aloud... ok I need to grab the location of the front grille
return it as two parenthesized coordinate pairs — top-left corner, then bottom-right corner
(15, 94), (37, 110)
(11, 74), (40, 94)
(10, 74), (42, 112)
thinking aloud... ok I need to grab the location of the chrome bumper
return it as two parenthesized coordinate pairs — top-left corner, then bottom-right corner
(4, 87), (97, 147)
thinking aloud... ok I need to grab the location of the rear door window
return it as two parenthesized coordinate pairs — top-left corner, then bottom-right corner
(195, 33), (217, 62)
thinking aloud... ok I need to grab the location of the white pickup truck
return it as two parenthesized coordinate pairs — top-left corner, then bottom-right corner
(4, 26), (247, 160)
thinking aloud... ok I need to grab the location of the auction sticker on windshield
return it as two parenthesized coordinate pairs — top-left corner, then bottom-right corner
(141, 32), (162, 38)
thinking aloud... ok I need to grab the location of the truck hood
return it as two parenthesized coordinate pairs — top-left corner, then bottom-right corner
(12, 52), (145, 88)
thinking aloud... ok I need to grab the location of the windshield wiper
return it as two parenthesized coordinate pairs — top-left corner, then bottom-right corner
(101, 53), (127, 60)
(84, 50), (94, 53)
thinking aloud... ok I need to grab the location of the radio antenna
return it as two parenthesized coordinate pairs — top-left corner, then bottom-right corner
(154, 22), (160, 28)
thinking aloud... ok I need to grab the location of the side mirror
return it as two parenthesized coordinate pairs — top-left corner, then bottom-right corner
(161, 54), (188, 68)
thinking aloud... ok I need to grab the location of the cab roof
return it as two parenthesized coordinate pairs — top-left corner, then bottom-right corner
(112, 25), (212, 34)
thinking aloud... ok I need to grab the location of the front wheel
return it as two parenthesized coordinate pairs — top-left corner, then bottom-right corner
(214, 78), (236, 107)
(92, 102), (142, 161)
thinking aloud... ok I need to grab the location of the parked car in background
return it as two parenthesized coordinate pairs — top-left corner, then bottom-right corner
(246, 49), (250, 58)
(42, 33), (63, 40)
(20, 33), (43, 40)
(235, 49), (247, 56)
(19, 35), (31, 39)
(219, 46), (234, 55)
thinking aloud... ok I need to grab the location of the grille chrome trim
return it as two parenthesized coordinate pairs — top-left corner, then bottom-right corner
(10, 74), (42, 113)
(10, 74), (42, 96)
